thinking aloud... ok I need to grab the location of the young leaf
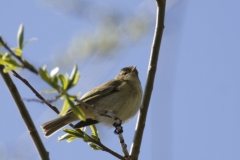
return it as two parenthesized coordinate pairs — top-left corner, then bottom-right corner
(88, 142), (102, 150)
(63, 128), (83, 138)
(58, 133), (78, 143)
(0, 59), (16, 67)
(3, 66), (18, 73)
(67, 94), (79, 100)
(22, 37), (37, 48)
(0, 57), (21, 67)
(17, 24), (24, 49)
(67, 65), (80, 90)
(39, 66), (59, 90)
(67, 137), (77, 143)
(39, 67), (52, 85)
(90, 125), (98, 138)
(58, 74), (68, 90)
(82, 132), (89, 142)
(66, 95), (85, 121)
(13, 48), (22, 57)
(2, 53), (11, 59)
(52, 76), (58, 85)
(59, 99), (69, 117)
(58, 133), (73, 142)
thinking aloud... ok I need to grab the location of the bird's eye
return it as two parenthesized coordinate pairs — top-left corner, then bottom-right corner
(122, 71), (127, 75)
(120, 68), (131, 76)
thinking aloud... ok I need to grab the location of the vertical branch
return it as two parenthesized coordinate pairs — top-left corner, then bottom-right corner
(130, 0), (166, 159)
(0, 65), (49, 160)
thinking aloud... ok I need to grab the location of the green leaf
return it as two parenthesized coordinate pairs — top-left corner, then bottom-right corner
(17, 24), (24, 49)
(62, 128), (83, 138)
(67, 94), (79, 100)
(13, 48), (22, 57)
(67, 65), (80, 90)
(58, 74), (68, 90)
(90, 125), (98, 138)
(0, 58), (20, 67)
(22, 37), (37, 48)
(52, 76), (58, 85)
(3, 66), (18, 73)
(2, 53), (11, 59)
(88, 142), (102, 150)
(58, 132), (79, 143)
(38, 66), (59, 90)
(69, 65), (78, 80)
(66, 95), (85, 121)
(67, 137), (77, 143)
(82, 132), (89, 142)
(59, 99), (69, 117)
(39, 67), (52, 84)
(0, 59), (15, 66)
(58, 133), (73, 142)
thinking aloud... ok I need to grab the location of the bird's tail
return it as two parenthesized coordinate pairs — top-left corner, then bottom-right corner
(41, 115), (74, 137)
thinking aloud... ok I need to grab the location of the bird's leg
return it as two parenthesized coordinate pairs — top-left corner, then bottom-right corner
(98, 110), (123, 134)
(113, 118), (123, 134)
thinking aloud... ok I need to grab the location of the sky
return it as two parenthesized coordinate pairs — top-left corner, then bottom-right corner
(1, 0), (240, 160)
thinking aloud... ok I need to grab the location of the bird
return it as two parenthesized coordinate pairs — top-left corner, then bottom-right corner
(41, 66), (142, 137)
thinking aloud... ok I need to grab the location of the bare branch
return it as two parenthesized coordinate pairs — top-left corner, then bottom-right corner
(23, 94), (61, 104)
(12, 70), (60, 114)
(130, 0), (166, 159)
(0, 65), (49, 160)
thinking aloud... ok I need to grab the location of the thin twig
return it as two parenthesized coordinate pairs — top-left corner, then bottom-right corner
(23, 94), (61, 104)
(12, 70), (60, 114)
(0, 37), (38, 74)
(0, 65), (49, 160)
(118, 133), (129, 159)
(11, 70), (125, 160)
(130, 0), (166, 159)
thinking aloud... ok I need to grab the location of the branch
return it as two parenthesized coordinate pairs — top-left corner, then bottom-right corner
(11, 70), (125, 160)
(130, 0), (166, 159)
(0, 65), (49, 160)
(12, 70), (60, 114)
(118, 133), (129, 159)
(23, 94), (61, 104)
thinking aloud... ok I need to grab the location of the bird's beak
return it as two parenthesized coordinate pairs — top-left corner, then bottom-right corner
(131, 66), (137, 72)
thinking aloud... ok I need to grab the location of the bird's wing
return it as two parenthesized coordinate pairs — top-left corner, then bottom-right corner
(79, 79), (123, 103)
(66, 79), (123, 115)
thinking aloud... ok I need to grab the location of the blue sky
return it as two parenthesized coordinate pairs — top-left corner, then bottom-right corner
(1, 0), (240, 160)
